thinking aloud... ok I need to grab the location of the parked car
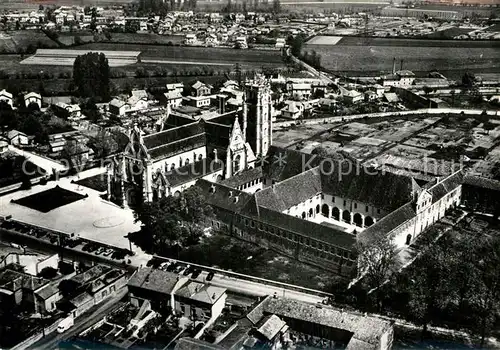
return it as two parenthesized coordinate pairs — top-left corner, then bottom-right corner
(159, 260), (172, 270)
(174, 264), (185, 274)
(95, 247), (106, 255)
(103, 248), (114, 257)
(206, 271), (215, 281)
(166, 263), (178, 272)
(191, 269), (202, 279)
(183, 265), (194, 276)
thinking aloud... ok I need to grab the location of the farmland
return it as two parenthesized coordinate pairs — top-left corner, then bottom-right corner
(102, 32), (185, 45)
(305, 37), (500, 79)
(0, 30), (58, 54)
(75, 42), (285, 66)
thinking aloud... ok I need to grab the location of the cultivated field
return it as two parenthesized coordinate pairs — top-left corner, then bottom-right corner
(305, 37), (500, 78)
(0, 30), (58, 54)
(103, 32), (185, 45)
(75, 42), (284, 65)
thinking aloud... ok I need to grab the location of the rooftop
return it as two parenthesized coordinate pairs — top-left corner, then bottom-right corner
(128, 267), (183, 295)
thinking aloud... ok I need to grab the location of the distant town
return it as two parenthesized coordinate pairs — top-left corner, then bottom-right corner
(0, 0), (499, 349)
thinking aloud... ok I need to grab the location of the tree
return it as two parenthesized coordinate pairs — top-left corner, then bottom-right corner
(423, 85), (433, 96)
(73, 52), (110, 101)
(272, 0), (281, 13)
(356, 234), (397, 311)
(132, 186), (213, 253)
(38, 267), (58, 279)
(311, 146), (328, 157)
(462, 71), (477, 88)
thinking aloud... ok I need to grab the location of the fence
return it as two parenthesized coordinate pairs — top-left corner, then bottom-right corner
(151, 254), (333, 300)
(10, 317), (61, 350)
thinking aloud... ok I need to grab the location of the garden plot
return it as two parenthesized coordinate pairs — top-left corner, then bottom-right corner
(306, 36), (343, 45)
(366, 117), (438, 143)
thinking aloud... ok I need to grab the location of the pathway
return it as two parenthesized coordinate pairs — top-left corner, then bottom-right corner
(8, 145), (68, 173)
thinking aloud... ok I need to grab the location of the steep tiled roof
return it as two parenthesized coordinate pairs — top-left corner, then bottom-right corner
(428, 170), (464, 204)
(463, 174), (500, 191)
(320, 163), (414, 212)
(255, 168), (322, 211)
(263, 146), (322, 182)
(220, 167), (263, 189)
(127, 267), (181, 295)
(358, 202), (416, 244)
(262, 297), (392, 349)
(204, 121), (232, 149)
(143, 121), (204, 150)
(256, 314), (287, 341)
(197, 179), (254, 213)
(148, 134), (206, 161)
(175, 281), (226, 305)
(164, 158), (223, 187)
(255, 206), (356, 250)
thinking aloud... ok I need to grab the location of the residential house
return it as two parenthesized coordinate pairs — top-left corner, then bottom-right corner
(53, 102), (82, 120)
(184, 95), (211, 108)
(381, 70), (416, 88)
(34, 282), (62, 314)
(55, 13), (66, 24)
(191, 81), (212, 97)
(7, 130), (29, 146)
(63, 265), (127, 318)
(127, 267), (189, 310)
(0, 267), (48, 311)
(0, 89), (13, 108)
(162, 90), (183, 108)
(280, 101), (304, 119)
(342, 89), (364, 104)
(24, 92), (42, 109)
(205, 33), (218, 47)
(109, 98), (128, 116)
(234, 36), (248, 49)
(275, 38), (286, 49)
(371, 84), (385, 98)
(174, 281), (226, 322)
(185, 33), (197, 45)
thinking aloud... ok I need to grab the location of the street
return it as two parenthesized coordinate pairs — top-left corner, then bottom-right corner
(27, 288), (127, 350)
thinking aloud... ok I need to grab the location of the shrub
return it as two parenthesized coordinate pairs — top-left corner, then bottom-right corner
(38, 266), (58, 279)
(58, 261), (75, 275)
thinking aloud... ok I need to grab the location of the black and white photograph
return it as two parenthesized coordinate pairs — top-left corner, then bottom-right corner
(0, 0), (499, 348)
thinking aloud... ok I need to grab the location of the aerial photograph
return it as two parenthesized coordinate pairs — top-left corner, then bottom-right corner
(0, 0), (498, 348)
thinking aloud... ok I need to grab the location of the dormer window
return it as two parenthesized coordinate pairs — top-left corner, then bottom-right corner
(209, 185), (216, 194)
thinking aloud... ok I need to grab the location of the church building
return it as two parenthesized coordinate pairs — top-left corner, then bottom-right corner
(106, 76), (273, 207)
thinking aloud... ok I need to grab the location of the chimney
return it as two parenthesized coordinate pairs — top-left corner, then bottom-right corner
(392, 57), (396, 75)
(218, 95), (226, 114)
(400, 59), (403, 71)
(214, 149), (218, 162)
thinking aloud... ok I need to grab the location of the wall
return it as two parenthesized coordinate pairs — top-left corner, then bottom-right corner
(35, 253), (59, 275)
(273, 108), (500, 129)
(221, 212), (357, 277)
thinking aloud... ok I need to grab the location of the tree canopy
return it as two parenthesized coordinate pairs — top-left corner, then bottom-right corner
(73, 52), (110, 101)
(131, 186), (214, 254)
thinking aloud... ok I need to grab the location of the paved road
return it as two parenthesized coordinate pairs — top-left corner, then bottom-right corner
(8, 145), (68, 173)
(27, 288), (127, 350)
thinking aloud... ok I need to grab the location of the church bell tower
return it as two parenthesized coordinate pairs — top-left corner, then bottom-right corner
(243, 75), (272, 158)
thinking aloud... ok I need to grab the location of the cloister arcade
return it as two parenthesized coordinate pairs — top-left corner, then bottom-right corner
(319, 204), (376, 230)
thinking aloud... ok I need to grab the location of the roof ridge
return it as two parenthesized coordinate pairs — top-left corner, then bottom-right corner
(143, 120), (201, 140)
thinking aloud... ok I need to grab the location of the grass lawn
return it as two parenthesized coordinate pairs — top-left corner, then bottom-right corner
(178, 235), (332, 290)
(105, 32), (184, 45)
(74, 175), (108, 193)
(12, 186), (86, 213)
(0, 30), (58, 54)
